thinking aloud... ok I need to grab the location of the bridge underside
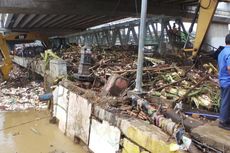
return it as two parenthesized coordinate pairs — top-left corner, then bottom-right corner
(0, 0), (229, 36)
(0, 0), (198, 36)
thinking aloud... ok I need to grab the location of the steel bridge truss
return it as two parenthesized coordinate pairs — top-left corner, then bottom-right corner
(66, 16), (188, 53)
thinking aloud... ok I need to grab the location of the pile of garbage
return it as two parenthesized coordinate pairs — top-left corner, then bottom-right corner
(0, 66), (46, 111)
(60, 46), (220, 113)
(147, 63), (220, 112)
(13, 42), (45, 58)
(60, 44), (81, 74)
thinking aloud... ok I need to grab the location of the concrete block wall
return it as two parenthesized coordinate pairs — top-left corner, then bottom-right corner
(52, 85), (181, 153)
(53, 86), (92, 144)
(50, 59), (67, 78)
(89, 119), (121, 153)
(13, 56), (46, 76)
(13, 56), (67, 79)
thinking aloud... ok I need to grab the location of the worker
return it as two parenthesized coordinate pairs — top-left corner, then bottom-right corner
(218, 34), (230, 130)
(172, 23), (178, 33)
(172, 23), (180, 43)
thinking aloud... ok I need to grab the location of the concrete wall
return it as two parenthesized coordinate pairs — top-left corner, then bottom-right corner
(13, 56), (46, 76)
(205, 23), (229, 49)
(52, 83), (181, 153)
(13, 56), (67, 79)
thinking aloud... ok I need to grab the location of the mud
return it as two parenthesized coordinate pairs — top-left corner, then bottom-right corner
(0, 110), (87, 153)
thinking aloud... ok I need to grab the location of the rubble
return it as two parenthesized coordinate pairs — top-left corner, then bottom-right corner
(0, 65), (46, 111)
(101, 74), (129, 97)
(59, 46), (220, 115)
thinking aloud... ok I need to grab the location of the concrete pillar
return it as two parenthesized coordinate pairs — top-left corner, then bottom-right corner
(204, 23), (229, 49)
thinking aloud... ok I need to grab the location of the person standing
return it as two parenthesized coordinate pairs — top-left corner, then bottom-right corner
(218, 34), (230, 130)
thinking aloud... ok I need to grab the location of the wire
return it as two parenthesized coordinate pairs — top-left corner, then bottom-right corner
(200, 0), (211, 9)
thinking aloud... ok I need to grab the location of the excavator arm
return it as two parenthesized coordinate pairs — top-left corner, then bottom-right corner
(0, 34), (13, 80)
(184, 0), (219, 58)
(0, 32), (48, 80)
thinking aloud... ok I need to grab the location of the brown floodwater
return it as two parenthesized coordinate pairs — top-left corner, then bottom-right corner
(0, 110), (87, 153)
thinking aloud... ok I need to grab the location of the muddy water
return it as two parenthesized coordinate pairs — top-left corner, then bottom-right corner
(0, 110), (87, 153)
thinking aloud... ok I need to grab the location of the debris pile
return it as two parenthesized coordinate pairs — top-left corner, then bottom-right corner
(0, 65), (46, 111)
(61, 45), (81, 74)
(148, 63), (220, 112)
(60, 46), (220, 113)
(13, 42), (45, 57)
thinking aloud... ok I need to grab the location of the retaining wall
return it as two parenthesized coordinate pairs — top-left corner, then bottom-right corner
(13, 56), (67, 79)
(52, 80), (180, 153)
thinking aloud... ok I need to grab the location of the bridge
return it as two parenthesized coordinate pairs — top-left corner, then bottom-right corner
(0, 0), (229, 36)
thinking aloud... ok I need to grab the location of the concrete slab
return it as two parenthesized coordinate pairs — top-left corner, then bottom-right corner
(89, 119), (121, 153)
(53, 86), (91, 144)
(192, 124), (230, 152)
(205, 23), (228, 48)
(52, 86), (59, 116)
(57, 87), (68, 111)
(50, 59), (67, 78)
(122, 138), (140, 153)
(120, 119), (178, 153)
(69, 95), (92, 144)
(13, 56), (30, 67)
(13, 56), (45, 76)
(56, 87), (69, 133)
(66, 91), (78, 140)
(13, 56), (67, 80)
(93, 105), (123, 127)
(93, 105), (181, 153)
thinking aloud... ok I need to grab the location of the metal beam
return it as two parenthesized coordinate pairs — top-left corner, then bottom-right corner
(58, 16), (96, 28)
(12, 14), (25, 28)
(47, 15), (76, 28)
(41, 15), (67, 28)
(27, 14), (47, 28)
(34, 14), (57, 28)
(68, 16), (107, 29)
(20, 14), (36, 28)
(65, 16), (186, 49)
(4, 14), (13, 28)
(0, 27), (79, 36)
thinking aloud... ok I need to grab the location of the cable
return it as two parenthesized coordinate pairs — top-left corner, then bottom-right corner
(200, 0), (211, 9)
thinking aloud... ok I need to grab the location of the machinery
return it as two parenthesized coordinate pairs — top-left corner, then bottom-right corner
(184, 0), (219, 58)
(50, 37), (69, 53)
(0, 32), (48, 80)
(75, 44), (93, 81)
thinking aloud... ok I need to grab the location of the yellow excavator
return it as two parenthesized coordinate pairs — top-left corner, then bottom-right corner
(184, 0), (222, 58)
(0, 32), (48, 80)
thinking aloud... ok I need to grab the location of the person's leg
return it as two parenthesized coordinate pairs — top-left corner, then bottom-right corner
(219, 87), (230, 130)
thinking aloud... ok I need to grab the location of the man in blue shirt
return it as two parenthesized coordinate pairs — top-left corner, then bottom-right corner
(218, 34), (230, 130)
